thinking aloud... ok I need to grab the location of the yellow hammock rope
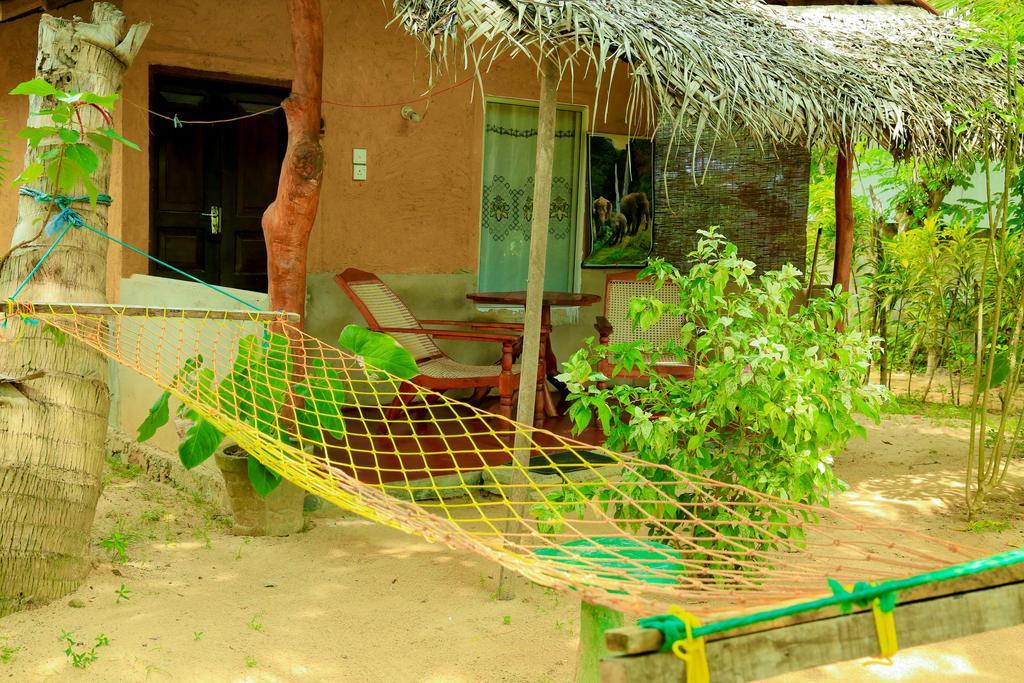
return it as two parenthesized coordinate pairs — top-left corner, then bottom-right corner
(5, 303), (981, 617)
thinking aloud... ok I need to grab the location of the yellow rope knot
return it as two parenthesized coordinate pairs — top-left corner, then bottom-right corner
(837, 581), (899, 664)
(871, 596), (899, 662)
(668, 606), (710, 683)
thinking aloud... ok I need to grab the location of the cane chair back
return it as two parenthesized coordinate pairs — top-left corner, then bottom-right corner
(603, 272), (683, 350)
(336, 269), (442, 362)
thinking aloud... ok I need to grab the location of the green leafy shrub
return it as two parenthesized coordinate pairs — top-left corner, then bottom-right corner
(558, 229), (887, 551)
(137, 325), (417, 497)
(9, 78), (138, 201)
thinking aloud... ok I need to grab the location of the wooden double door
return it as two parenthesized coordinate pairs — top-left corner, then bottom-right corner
(150, 73), (288, 292)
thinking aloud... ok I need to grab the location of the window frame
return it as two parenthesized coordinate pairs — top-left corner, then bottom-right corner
(475, 95), (589, 301)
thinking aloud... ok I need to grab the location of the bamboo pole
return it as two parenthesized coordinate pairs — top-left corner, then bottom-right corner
(497, 52), (560, 601)
(5, 303), (298, 323)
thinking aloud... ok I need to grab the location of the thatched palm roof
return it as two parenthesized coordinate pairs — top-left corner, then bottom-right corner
(393, 0), (1006, 160)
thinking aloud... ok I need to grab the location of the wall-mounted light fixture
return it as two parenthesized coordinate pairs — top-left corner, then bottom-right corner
(400, 106), (423, 123)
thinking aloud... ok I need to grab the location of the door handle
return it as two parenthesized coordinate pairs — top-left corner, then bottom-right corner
(201, 206), (222, 235)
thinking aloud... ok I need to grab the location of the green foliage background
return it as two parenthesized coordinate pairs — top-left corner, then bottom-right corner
(559, 229), (886, 554)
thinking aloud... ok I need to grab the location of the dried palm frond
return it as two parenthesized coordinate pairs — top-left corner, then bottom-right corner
(390, 0), (1008, 160)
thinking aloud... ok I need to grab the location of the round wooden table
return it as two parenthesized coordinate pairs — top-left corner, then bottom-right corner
(466, 291), (602, 415)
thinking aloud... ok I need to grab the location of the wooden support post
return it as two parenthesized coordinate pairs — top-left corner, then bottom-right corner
(577, 601), (625, 683)
(496, 52), (560, 601)
(262, 0), (324, 325)
(600, 570), (1024, 683)
(831, 140), (855, 295)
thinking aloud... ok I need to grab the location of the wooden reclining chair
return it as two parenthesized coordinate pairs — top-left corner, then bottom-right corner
(336, 268), (544, 422)
(594, 271), (695, 386)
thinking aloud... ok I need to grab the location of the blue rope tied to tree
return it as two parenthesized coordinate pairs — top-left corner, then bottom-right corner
(8, 187), (262, 312)
(18, 186), (113, 236)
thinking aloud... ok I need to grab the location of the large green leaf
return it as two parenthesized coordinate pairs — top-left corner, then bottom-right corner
(18, 126), (57, 149)
(247, 455), (282, 498)
(227, 336), (259, 421)
(233, 336), (260, 373)
(80, 92), (119, 109)
(98, 126), (140, 152)
(64, 143), (98, 174)
(173, 355), (204, 384)
(293, 357), (347, 440)
(985, 352), (1011, 390)
(292, 392), (323, 443)
(263, 332), (292, 402)
(218, 370), (254, 423)
(178, 416), (223, 469)
(9, 79), (62, 97)
(193, 367), (218, 405)
(57, 128), (80, 144)
(48, 156), (83, 193)
(137, 391), (170, 443)
(13, 161), (44, 185)
(86, 131), (113, 154)
(293, 383), (345, 441)
(338, 325), (419, 380)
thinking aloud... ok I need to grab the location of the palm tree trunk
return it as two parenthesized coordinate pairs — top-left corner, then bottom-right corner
(0, 3), (148, 616)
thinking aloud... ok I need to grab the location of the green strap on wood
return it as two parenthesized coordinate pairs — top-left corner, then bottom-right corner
(643, 547), (1024, 642)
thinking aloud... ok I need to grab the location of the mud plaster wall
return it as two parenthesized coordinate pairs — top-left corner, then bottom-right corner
(0, 0), (642, 281)
(0, 0), (649, 438)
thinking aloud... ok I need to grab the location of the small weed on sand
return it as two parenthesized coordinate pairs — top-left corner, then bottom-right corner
(99, 530), (131, 564)
(0, 644), (20, 665)
(139, 506), (164, 523)
(248, 612), (264, 632)
(105, 455), (142, 482)
(59, 631), (109, 669)
(968, 519), (1012, 533)
(234, 536), (253, 560)
(193, 524), (213, 549)
(115, 584), (132, 603)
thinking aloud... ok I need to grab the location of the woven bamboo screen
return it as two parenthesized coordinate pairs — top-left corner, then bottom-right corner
(652, 125), (810, 274)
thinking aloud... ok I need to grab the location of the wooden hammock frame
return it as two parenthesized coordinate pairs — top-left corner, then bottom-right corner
(599, 563), (1024, 682)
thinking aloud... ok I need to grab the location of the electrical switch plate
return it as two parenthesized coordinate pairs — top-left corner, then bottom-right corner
(353, 164), (367, 181)
(353, 148), (367, 164)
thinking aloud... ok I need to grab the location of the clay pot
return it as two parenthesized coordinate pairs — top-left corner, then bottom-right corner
(213, 443), (305, 536)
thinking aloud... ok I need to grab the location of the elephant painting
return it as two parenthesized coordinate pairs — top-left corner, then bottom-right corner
(585, 135), (654, 266)
(619, 192), (651, 237)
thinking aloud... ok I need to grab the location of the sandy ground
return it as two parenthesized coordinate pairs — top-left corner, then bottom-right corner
(767, 413), (1024, 683)
(881, 369), (1024, 413)
(1, 414), (1022, 682)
